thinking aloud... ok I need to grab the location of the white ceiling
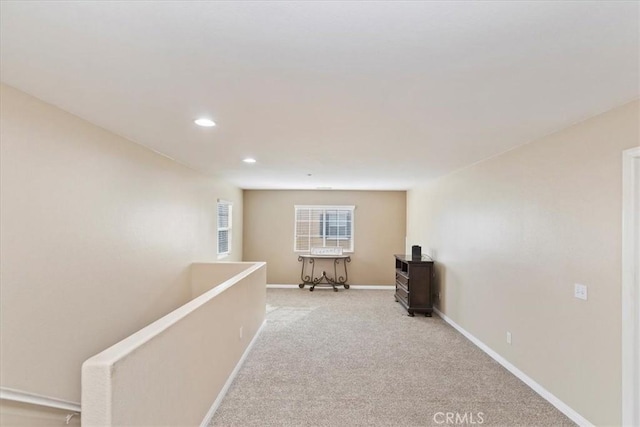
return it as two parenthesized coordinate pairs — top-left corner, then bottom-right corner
(1, 1), (638, 190)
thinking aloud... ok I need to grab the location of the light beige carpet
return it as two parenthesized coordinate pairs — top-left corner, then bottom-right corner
(210, 289), (574, 427)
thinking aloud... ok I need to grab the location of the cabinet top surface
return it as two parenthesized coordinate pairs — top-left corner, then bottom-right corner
(394, 254), (434, 263)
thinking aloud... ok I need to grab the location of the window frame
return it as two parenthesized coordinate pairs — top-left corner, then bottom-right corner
(293, 205), (355, 253)
(217, 200), (232, 259)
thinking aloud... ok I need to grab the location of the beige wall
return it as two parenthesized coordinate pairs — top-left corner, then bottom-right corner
(243, 190), (406, 285)
(190, 262), (258, 298)
(407, 100), (639, 426)
(0, 84), (243, 407)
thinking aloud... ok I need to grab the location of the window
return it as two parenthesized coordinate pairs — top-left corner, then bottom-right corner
(294, 205), (354, 252)
(217, 200), (232, 257)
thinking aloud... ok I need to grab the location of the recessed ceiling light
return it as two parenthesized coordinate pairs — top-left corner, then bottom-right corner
(194, 118), (216, 127)
(243, 158), (257, 164)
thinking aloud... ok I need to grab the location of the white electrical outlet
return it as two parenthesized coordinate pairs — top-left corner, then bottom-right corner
(239, 326), (243, 339)
(574, 283), (588, 301)
(506, 331), (512, 345)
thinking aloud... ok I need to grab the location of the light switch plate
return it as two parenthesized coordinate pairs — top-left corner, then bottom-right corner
(574, 283), (588, 300)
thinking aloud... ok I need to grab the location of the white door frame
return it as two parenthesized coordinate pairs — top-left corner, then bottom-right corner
(622, 146), (640, 427)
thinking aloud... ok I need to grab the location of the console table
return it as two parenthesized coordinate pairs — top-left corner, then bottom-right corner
(298, 254), (351, 292)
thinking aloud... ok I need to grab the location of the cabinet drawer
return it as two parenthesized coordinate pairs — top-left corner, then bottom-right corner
(395, 273), (409, 287)
(395, 280), (408, 293)
(395, 285), (408, 301)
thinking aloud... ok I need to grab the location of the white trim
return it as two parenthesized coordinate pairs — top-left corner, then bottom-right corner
(0, 387), (81, 413)
(200, 319), (267, 427)
(293, 205), (356, 210)
(622, 147), (640, 427)
(433, 307), (594, 427)
(266, 284), (395, 290)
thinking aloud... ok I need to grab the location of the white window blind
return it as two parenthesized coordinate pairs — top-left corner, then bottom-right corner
(217, 200), (232, 256)
(294, 205), (354, 252)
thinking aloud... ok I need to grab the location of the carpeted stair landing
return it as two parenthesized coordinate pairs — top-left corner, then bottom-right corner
(210, 289), (574, 427)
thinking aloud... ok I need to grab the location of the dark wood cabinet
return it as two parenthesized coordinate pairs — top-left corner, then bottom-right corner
(394, 254), (435, 317)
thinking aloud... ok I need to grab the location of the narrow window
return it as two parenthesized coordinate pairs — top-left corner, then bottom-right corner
(217, 200), (232, 257)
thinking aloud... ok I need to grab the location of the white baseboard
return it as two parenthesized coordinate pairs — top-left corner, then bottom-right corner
(0, 387), (81, 413)
(267, 284), (394, 290)
(433, 307), (593, 427)
(200, 319), (267, 427)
